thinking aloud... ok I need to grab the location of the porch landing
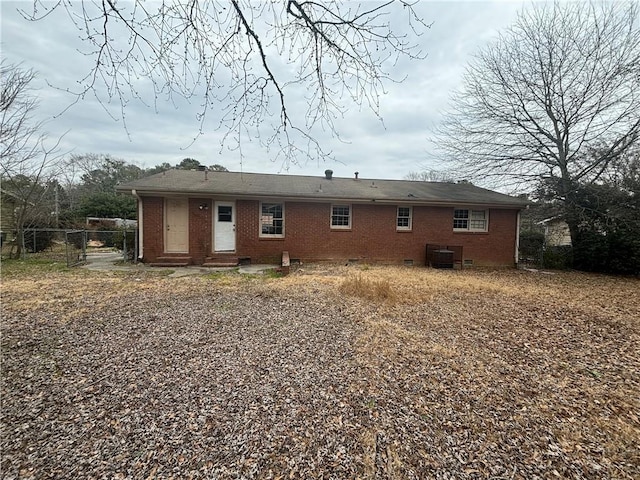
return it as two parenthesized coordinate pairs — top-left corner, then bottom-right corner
(149, 256), (192, 267)
(203, 255), (239, 268)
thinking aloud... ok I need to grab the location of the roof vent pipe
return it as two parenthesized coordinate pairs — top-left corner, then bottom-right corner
(324, 169), (333, 180)
(354, 171), (359, 180)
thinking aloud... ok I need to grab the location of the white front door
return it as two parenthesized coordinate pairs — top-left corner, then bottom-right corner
(165, 197), (189, 252)
(214, 201), (236, 252)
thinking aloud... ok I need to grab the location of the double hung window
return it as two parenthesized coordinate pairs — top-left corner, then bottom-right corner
(453, 209), (488, 232)
(260, 202), (284, 237)
(397, 206), (412, 230)
(331, 204), (351, 229)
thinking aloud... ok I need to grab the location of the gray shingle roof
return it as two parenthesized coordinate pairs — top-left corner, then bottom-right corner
(117, 170), (528, 208)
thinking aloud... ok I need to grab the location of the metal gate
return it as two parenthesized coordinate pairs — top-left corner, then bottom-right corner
(65, 230), (87, 267)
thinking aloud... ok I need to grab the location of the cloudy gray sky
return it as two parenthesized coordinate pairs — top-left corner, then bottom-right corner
(1, 1), (527, 180)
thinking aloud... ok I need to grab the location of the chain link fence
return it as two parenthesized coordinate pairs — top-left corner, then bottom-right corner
(519, 231), (573, 269)
(1, 228), (138, 267)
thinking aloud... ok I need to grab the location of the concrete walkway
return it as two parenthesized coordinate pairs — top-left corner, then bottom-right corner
(81, 251), (278, 277)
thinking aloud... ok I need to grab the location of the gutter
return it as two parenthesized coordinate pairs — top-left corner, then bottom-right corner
(132, 189), (143, 260)
(117, 189), (528, 210)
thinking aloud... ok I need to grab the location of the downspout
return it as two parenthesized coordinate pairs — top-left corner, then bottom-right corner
(514, 209), (521, 267)
(132, 189), (143, 261)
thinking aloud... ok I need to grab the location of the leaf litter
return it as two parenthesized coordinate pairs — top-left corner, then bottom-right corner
(1, 266), (638, 479)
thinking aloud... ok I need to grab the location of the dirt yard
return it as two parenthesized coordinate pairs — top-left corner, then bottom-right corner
(1, 264), (638, 479)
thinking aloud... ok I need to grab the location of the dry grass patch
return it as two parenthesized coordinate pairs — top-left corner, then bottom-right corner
(287, 264), (639, 321)
(339, 274), (395, 302)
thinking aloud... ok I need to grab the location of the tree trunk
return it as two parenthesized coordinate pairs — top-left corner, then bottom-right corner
(559, 166), (580, 257)
(13, 209), (27, 259)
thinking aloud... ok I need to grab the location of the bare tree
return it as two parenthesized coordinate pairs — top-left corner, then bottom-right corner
(436, 2), (640, 244)
(405, 169), (454, 182)
(1, 61), (64, 257)
(20, 1), (428, 166)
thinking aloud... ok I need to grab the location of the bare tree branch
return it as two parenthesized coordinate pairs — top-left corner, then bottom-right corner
(437, 2), (640, 192)
(19, 0), (429, 168)
(1, 61), (67, 257)
(435, 2), (640, 246)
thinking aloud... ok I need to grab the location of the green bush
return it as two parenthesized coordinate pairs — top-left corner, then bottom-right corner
(543, 245), (573, 270)
(573, 228), (640, 275)
(23, 229), (55, 253)
(606, 230), (640, 275)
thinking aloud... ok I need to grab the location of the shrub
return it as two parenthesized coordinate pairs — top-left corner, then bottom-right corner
(606, 229), (640, 275)
(573, 228), (640, 275)
(23, 229), (55, 253)
(543, 245), (573, 270)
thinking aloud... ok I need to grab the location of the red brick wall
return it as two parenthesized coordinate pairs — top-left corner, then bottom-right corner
(141, 196), (164, 262)
(141, 196), (519, 266)
(189, 198), (212, 264)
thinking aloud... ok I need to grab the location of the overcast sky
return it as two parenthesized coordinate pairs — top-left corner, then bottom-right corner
(1, 1), (528, 180)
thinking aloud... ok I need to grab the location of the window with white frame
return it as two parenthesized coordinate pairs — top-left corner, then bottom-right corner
(260, 202), (284, 237)
(331, 204), (351, 228)
(453, 209), (488, 232)
(397, 206), (412, 230)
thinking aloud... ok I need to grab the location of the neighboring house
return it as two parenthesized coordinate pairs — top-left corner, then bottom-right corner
(0, 188), (34, 243)
(116, 169), (529, 267)
(538, 217), (572, 247)
(1, 189), (19, 242)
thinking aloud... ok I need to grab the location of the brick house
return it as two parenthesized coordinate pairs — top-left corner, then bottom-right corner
(117, 169), (529, 267)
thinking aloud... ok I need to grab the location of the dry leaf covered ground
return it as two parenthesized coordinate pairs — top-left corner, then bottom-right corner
(1, 264), (638, 479)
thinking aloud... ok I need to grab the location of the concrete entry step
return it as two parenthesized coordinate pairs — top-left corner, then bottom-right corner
(150, 262), (190, 267)
(151, 256), (192, 267)
(149, 263), (189, 268)
(204, 256), (239, 267)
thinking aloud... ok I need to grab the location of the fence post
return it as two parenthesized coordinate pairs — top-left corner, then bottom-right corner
(65, 233), (70, 267)
(82, 230), (87, 263)
(123, 229), (127, 262)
